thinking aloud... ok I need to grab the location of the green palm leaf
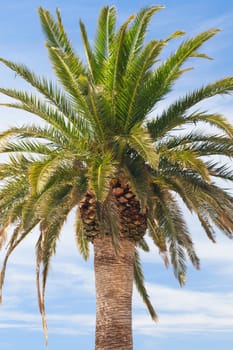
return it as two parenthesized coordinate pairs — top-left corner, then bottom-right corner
(94, 6), (117, 70)
(28, 153), (71, 194)
(88, 152), (117, 202)
(148, 77), (233, 139)
(118, 124), (159, 170)
(75, 211), (90, 260)
(134, 249), (158, 320)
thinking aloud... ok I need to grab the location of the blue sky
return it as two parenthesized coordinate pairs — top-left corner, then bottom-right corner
(0, 1), (233, 349)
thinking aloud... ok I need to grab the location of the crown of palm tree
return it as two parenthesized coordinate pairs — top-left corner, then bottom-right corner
(0, 5), (233, 343)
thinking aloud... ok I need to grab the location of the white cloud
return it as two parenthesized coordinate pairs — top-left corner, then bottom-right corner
(133, 282), (233, 336)
(134, 313), (233, 336)
(0, 225), (232, 341)
(2, 280), (233, 337)
(0, 310), (95, 336)
(216, 265), (233, 278)
(194, 240), (233, 262)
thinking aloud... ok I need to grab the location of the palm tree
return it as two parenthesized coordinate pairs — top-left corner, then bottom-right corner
(0, 5), (233, 349)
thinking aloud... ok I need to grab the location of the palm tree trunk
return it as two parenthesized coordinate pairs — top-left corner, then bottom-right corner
(94, 235), (135, 350)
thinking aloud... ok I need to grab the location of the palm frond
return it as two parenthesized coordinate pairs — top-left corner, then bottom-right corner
(45, 45), (86, 99)
(106, 13), (135, 120)
(134, 249), (158, 320)
(0, 138), (57, 155)
(38, 6), (86, 80)
(35, 187), (78, 340)
(199, 186), (233, 238)
(101, 199), (121, 252)
(0, 125), (69, 148)
(207, 162), (233, 181)
(28, 152), (73, 194)
(0, 226), (20, 303)
(166, 30), (186, 42)
(126, 5), (165, 57)
(139, 29), (220, 120)
(85, 85), (106, 143)
(79, 20), (97, 82)
(137, 237), (150, 252)
(153, 29), (220, 97)
(160, 168), (233, 240)
(122, 154), (153, 209)
(36, 232), (48, 346)
(0, 224), (10, 249)
(94, 6), (117, 73)
(196, 210), (217, 242)
(160, 148), (210, 182)
(147, 217), (168, 266)
(0, 88), (78, 137)
(0, 177), (29, 224)
(0, 154), (31, 180)
(122, 40), (165, 129)
(38, 7), (73, 52)
(166, 178), (218, 244)
(75, 210), (89, 260)
(88, 151), (117, 202)
(128, 125), (159, 170)
(157, 132), (233, 157)
(188, 112), (233, 137)
(0, 154), (30, 181)
(111, 13), (136, 87)
(21, 182), (83, 232)
(192, 138), (233, 157)
(148, 77), (233, 139)
(0, 58), (91, 135)
(154, 191), (200, 284)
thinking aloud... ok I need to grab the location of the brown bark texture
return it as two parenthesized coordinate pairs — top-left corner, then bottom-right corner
(94, 235), (135, 350)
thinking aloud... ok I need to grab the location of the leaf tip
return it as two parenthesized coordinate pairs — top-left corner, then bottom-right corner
(178, 273), (186, 286)
(154, 5), (166, 10)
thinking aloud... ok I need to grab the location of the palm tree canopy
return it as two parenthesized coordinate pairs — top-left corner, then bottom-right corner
(0, 5), (233, 343)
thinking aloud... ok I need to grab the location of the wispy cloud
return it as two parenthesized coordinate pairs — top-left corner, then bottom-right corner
(192, 12), (233, 36)
(133, 282), (233, 336)
(0, 310), (95, 335)
(2, 280), (233, 338)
